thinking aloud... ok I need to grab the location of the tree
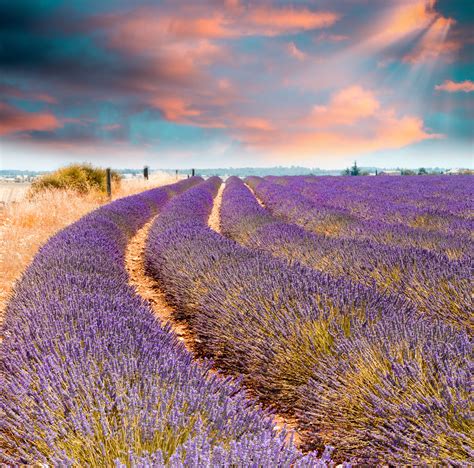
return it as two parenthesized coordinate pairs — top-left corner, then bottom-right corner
(418, 167), (428, 175)
(350, 161), (361, 176)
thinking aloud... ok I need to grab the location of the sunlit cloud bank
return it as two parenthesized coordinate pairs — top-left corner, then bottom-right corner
(435, 80), (474, 92)
(0, 0), (472, 169)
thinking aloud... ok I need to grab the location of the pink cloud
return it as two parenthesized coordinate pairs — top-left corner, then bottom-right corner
(0, 103), (61, 136)
(0, 84), (57, 104)
(32, 93), (58, 104)
(287, 42), (306, 61)
(103, 123), (122, 131)
(435, 80), (474, 93)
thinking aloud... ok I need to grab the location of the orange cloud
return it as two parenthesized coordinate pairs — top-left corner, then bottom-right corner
(150, 96), (201, 121)
(435, 80), (474, 93)
(380, 0), (435, 42)
(104, 4), (339, 46)
(246, 7), (339, 35)
(402, 16), (459, 63)
(309, 86), (380, 126)
(235, 117), (274, 131)
(234, 85), (440, 159)
(0, 103), (61, 136)
(356, 0), (457, 64)
(243, 117), (438, 159)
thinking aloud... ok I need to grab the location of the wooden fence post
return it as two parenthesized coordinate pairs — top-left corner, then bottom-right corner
(144, 166), (149, 180)
(106, 168), (112, 198)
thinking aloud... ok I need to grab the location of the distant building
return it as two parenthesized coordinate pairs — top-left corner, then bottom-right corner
(446, 168), (466, 175)
(379, 170), (401, 176)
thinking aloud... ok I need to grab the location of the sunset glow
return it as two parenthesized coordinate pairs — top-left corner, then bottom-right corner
(0, 0), (472, 169)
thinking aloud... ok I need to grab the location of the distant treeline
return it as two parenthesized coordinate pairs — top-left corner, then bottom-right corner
(167, 166), (339, 177)
(1, 165), (464, 179)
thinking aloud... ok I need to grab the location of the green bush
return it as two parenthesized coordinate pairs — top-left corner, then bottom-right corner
(30, 164), (121, 195)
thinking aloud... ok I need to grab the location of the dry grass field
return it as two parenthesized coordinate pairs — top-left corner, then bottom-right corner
(0, 172), (178, 321)
(0, 182), (31, 205)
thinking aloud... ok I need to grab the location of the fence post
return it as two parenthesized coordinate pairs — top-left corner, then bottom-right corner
(144, 166), (149, 180)
(191, 168), (195, 177)
(106, 168), (112, 198)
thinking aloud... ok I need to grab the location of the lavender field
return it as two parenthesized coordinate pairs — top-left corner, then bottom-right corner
(1, 175), (472, 465)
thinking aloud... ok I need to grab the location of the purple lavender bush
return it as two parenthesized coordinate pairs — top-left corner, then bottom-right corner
(221, 176), (472, 332)
(145, 177), (472, 463)
(248, 176), (472, 259)
(1, 177), (329, 466)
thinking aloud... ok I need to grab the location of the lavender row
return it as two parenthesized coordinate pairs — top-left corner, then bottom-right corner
(221, 176), (471, 332)
(248, 176), (472, 259)
(273, 175), (473, 226)
(1, 178), (321, 466)
(145, 178), (471, 464)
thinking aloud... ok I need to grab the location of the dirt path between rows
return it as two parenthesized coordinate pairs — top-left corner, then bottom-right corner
(207, 181), (302, 445)
(125, 190), (302, 447)
(125, 215), (193, 350)
(208, 182), (224, 233)
(245, 183), (266, 208)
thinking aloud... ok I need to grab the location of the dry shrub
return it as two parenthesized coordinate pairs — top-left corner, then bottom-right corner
(0, 171), (179, 322)
(30, 164), (121, 195)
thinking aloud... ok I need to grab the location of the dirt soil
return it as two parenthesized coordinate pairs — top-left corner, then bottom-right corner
(125, 195), (302, 448)
(125, 215), (193, 349)
(208, 182), (224, 232)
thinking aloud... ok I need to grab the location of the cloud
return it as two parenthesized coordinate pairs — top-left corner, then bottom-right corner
(378, 0), (436, 43)
(354, 0), (459, 64)
(0, 1), (464, 166)
(435, 80), (474, 92)
(309, 86), (380, 126)
(234, 117), (274, 131)
(103, 123), (122, 131)
(315, 33), (348, 42)
(100, 4), (339, 48)
(287, 42), (306, 61)
(245, 7), (339, 35)
(233, 86), (441, 160)
(402, 16), (459, 63)
(150, 96), (201, 121)
(0, 102), (61, 136)
(0, 83), (57, 104)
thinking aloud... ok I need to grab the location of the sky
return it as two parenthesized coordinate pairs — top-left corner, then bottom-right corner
(0, 0), (473, 170)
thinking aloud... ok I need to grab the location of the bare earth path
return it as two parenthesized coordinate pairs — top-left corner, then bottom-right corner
(125, 186), (302, 447)
(208, 182), (224, 232)
(125, 215), (193, 350)
(207, 181), (302, 444)
(245, 183), (266, 208)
